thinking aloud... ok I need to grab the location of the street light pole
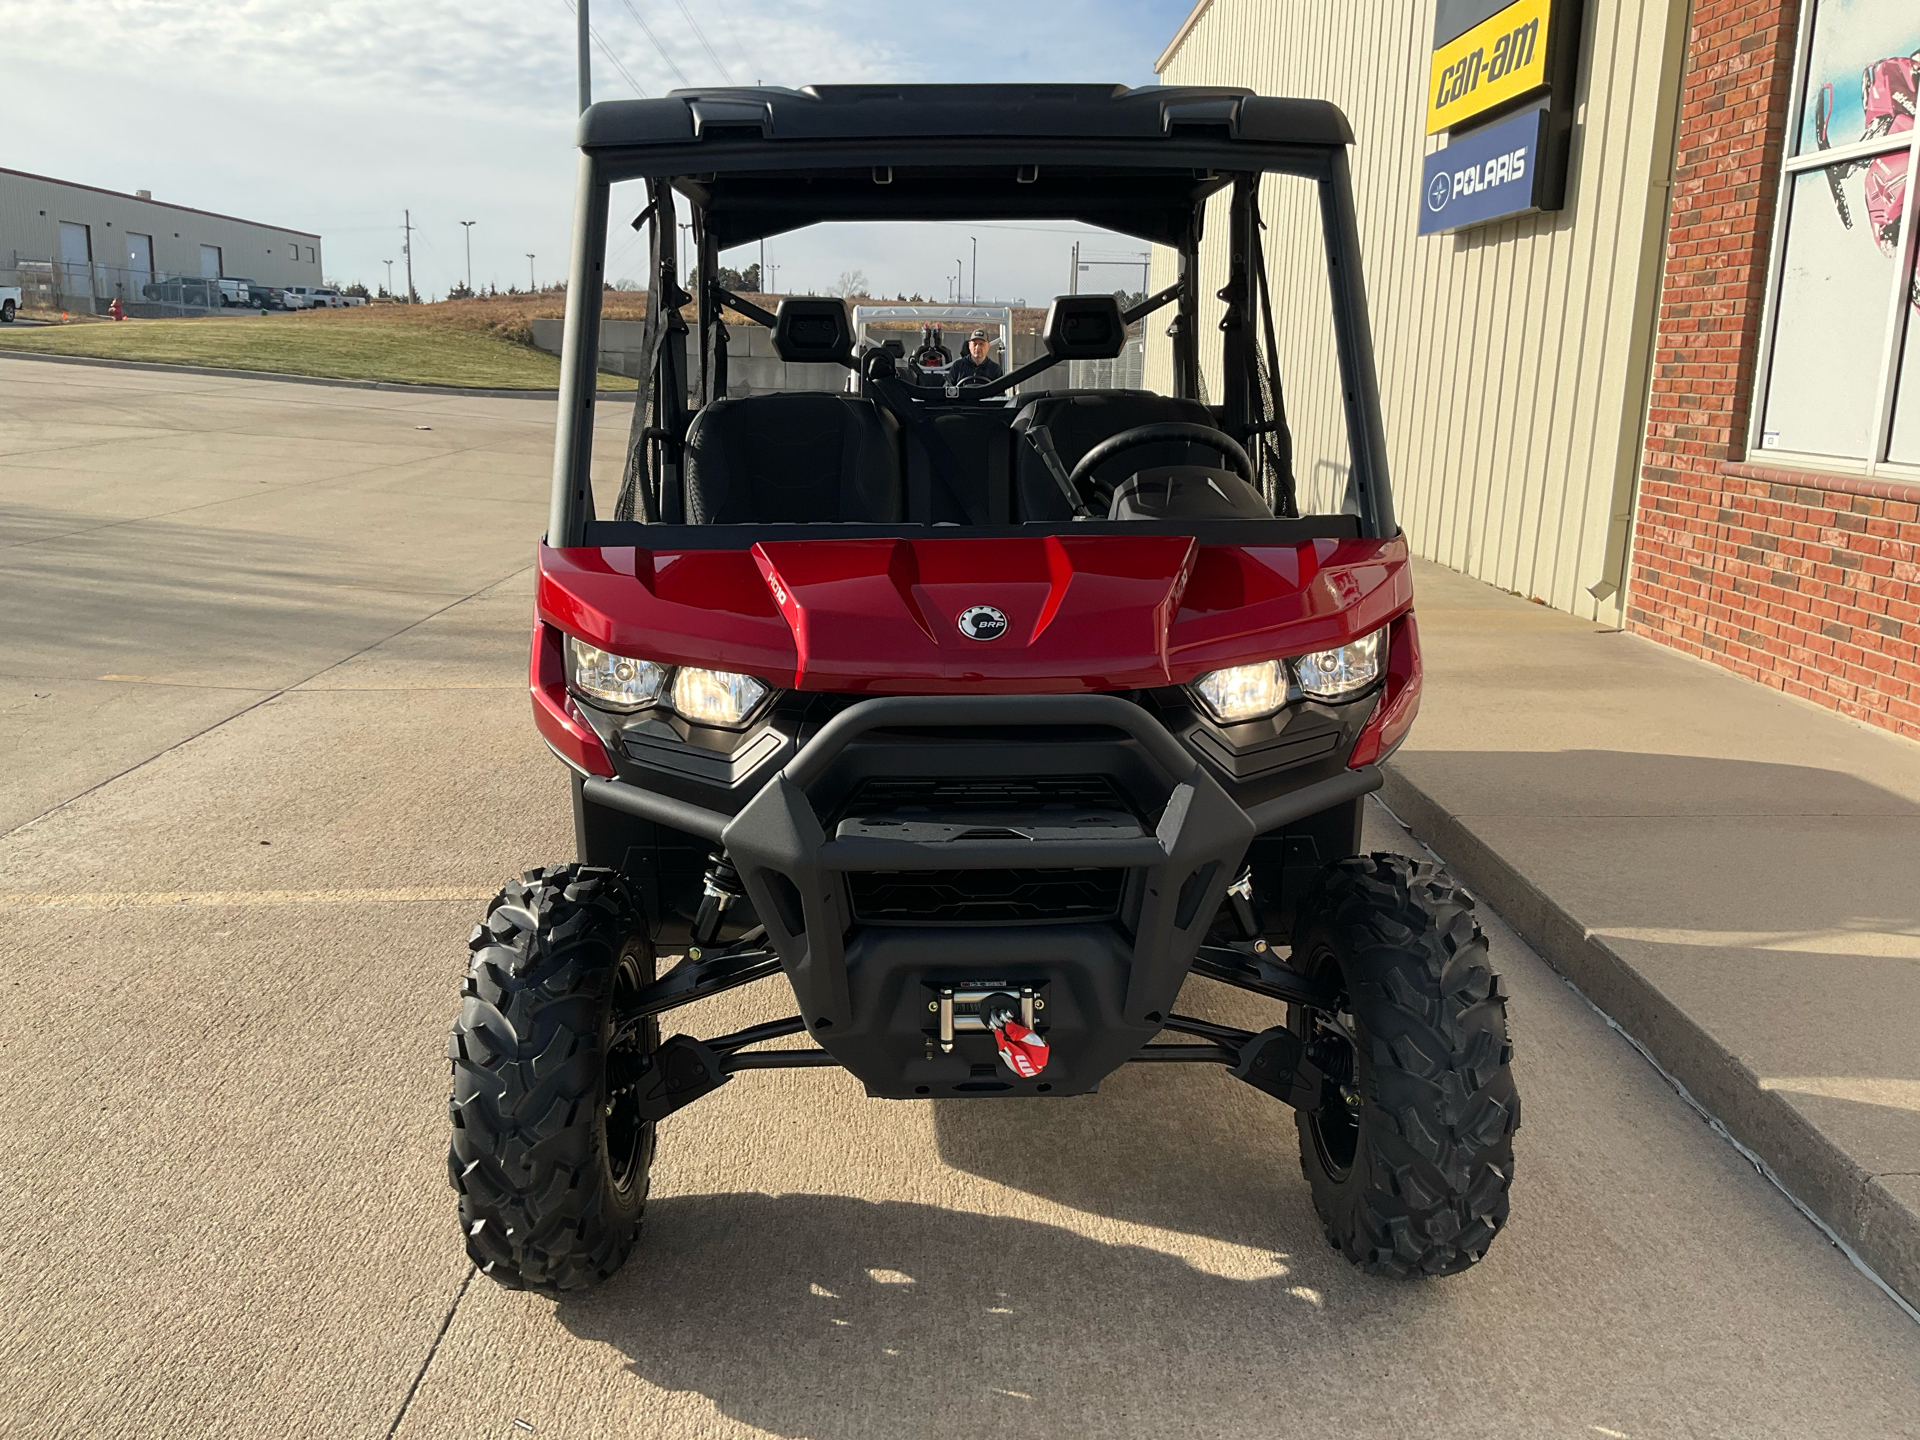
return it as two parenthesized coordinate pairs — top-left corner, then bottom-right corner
(970, 236), (977, 303)
(576, 0), (592, 115)
(460, 221), (476, 293)
(383, 260), (394, 296)
(526, 253), (536, 292)
(403, 209), (415, 303)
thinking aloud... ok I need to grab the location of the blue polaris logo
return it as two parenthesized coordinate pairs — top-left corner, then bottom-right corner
(1419, 104), (1547, 235)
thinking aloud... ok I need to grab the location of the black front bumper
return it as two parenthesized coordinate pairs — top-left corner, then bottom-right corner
(582, 695), (1380, 1097)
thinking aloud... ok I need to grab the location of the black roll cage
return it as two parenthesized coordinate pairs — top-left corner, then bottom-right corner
(546, 90), (1396, 549)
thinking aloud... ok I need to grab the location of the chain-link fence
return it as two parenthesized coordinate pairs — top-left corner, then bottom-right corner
(1063, 329), (1146, 391)
(3, 256), (286, 317)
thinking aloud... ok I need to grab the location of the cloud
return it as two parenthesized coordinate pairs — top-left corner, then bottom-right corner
(0, 0), (1195, 296)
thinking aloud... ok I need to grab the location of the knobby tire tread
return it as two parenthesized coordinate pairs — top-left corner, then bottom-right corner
(447, 864), (653, 1293)
(1293, 853), (1519, 1277)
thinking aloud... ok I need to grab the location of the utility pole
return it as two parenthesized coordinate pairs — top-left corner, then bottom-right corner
(460, 221), (476, 292)
(970, 236), (977, 303)
(758, 237), (765, 292)
(402, 210), (415, 303)
(576, 0), (592, 114)
(1069, 241), (1079, 295)
(382, 260), (393, 296)
(526, 253), (536, 292)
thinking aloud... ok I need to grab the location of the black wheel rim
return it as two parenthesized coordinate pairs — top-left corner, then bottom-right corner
(1301, 943), (1360, 1181)
(603, 946), (653, 1194)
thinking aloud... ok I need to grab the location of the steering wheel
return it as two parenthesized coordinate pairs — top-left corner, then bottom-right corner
(1066, 422), (1255, 506)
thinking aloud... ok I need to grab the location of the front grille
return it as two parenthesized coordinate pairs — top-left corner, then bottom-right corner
(848, 867), (1125, 925)
(843, 774), (1130, 814)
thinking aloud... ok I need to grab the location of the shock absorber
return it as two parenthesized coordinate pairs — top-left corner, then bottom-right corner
(690, 853), (743, 949)
(1227, 868), (1261, 940)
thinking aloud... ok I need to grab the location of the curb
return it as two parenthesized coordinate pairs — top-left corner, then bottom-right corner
(0, 346), (636, 401)
(1379, 762), (1920, 1313)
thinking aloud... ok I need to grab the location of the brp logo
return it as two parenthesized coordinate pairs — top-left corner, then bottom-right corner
(1427, 171), (1452, 213)
(956, 605), (1008, 642)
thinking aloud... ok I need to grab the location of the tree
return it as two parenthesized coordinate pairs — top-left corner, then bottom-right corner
(341, 281), (370, 298)
(830, 270), (870, 298)
(446, 281), (474, 301)
(715, 262), (761, 292)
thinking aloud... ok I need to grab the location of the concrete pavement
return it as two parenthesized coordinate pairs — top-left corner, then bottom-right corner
(1385, 559), (1920, 1311)
(1, 360), (1915, 1438)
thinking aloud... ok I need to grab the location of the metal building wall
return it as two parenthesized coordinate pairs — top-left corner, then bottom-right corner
(0, 168), (323, 295)
(1149, 0), (1688, 622)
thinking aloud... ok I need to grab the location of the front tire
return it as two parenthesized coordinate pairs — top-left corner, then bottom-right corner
(448, 864), (658, 1292)
(1289, 854), (1518, 1276)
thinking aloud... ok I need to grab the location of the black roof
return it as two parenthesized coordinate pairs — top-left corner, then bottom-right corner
(576, 85), (1354, 247)
(578, 84), (1352, 151)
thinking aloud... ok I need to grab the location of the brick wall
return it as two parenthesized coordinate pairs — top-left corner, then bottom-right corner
(1628, 0), (1920, 741)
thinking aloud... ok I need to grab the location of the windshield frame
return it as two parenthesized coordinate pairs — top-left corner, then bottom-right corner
(548, 133), (1393, 548)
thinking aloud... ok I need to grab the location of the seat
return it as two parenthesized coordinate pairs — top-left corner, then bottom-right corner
(1010, 390), (1223, 521)
(684, 394), (904, 524)
(902, 407), (1015, 525)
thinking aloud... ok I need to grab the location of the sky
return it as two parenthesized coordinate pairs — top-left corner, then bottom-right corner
(1, 0), (1198, 301)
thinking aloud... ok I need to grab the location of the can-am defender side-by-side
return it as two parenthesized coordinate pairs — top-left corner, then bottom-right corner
(449, 84), (1519, 1293)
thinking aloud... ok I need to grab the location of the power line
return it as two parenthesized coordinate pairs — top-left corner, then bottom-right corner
(557, 0), (649, 97)
(594, 31), (650, 98)
(673, 0), (733, 83)
(620, 0), (691, 88)
(710, 0), (756, 85)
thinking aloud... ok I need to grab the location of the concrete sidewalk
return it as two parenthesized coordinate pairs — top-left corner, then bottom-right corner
(1387, 559), (1920, 1310)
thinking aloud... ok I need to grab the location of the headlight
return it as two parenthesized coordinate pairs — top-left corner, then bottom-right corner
(671, 666), (770, 727)
(566, 637), (668, 712)
(1294, 628), (1384, 701)
(1192, 660), (1289, 723)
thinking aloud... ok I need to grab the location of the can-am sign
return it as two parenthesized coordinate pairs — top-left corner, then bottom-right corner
(1426, 0), (1553, 134)
(1417, 0), (1579, 235)
(1419, 106), (1549, 234)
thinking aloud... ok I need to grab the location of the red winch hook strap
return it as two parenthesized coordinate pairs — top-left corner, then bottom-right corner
(990, 1015), (1050, 1078)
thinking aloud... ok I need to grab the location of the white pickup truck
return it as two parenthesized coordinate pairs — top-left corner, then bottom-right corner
(0, 286), (19, 323)
(284, 285), (348, 310)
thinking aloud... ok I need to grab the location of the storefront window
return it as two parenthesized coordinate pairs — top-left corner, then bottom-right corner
(1757, 0), (1919, 466)
(1887, 247), (1920, 462)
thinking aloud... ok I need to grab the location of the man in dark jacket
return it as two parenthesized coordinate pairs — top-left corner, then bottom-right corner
(947, 328), (1003, 387)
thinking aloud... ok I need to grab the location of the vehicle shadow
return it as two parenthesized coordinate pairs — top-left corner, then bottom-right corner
(929, 985), (1312, 1254)
(552, 1190), (1430, 1440)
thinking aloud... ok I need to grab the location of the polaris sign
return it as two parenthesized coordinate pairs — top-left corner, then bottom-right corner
(1419, 105), (1550, 235)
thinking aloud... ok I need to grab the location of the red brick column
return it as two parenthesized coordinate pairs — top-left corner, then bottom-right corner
(1628, 0), (1920, 740)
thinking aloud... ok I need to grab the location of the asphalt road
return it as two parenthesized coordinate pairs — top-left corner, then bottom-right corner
(2, 357), (1915, 1440)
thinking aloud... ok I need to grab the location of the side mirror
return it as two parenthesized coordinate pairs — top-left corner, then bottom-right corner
(772, 297), (854, 366)
(1042, 294), (1126, 361)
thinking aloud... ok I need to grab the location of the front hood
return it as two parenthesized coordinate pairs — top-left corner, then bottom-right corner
(538, 532), (1410, 694)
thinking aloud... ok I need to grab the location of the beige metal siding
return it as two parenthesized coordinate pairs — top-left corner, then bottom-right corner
(0, 169), (323, 294)
(1151, 0), (1686, 622)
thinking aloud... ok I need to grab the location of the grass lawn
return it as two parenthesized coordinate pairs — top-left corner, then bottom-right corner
(0, 310), (637, 390)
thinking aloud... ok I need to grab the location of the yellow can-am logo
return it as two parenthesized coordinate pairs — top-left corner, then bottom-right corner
(1427, 0), (1552, 135)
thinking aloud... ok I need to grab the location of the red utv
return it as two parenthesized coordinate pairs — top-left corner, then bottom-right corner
(448, 84), (1518, 1292)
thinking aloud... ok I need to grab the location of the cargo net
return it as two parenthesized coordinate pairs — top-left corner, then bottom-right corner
(1251, 348), (1298, 517)
(613, 386), (653, 522)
